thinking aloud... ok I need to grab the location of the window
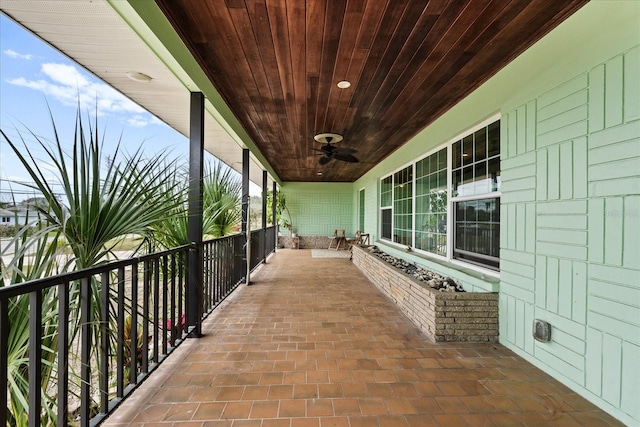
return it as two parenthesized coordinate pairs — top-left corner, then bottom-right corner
(359, 189), (365, 232)
(379, 118), (500, 271)
(452, 120), (501, 268)
(1, 217), (9, 223)
(415, 148), (447, 256)
(393, 166), (412, 245)
(380, 176), (392, 240)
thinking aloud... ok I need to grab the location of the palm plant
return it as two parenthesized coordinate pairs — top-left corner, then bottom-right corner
(152, 160), (241, 250)
(1, 211), (65, 425)
(1, 103), (184, 422)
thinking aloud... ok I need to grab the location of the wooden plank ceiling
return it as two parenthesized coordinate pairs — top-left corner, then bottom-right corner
(156, 0), (587, 183)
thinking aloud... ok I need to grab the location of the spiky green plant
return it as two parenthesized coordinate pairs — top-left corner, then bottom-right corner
(1, 103), (185, 423)
(152, 160), (241, 250)
(1, 210), (66, 426)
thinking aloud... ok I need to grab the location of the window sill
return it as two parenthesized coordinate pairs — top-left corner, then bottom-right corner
(374, 240), (500, 292)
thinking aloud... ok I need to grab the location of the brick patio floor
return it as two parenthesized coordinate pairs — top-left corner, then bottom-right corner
(103, 249), (622, 427)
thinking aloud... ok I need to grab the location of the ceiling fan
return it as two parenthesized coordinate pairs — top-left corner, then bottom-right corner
(313, 133), (359, 165)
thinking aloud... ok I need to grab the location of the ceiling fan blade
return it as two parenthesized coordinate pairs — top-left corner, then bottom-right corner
(319, 156), (333, 165)
(334, 147), (357, 155)
(334, 153), (359, 163)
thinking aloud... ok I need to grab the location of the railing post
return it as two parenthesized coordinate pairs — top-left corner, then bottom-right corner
(272, 181), (277, 252)
(242, 148), (250, 285)
(262, 170), (267, 263)
(187, 91), (204, 336)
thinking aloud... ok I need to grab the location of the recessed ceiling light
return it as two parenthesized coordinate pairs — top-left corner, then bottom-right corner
(126, 71), (152, 83)
(317, 172), (323, 176)
(462, 153), (469, 157)
(337, 80), (351, 89)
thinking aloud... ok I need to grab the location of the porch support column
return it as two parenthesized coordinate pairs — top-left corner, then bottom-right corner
(272, 182), (277, 252)
(242, 148), (250, 285)
(262, 170), (267, 263)
(187, 92), (204, 337)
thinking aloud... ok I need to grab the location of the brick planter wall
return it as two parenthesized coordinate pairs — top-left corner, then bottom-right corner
(352, 245), (499, 343)
(278, 235), (335, 249)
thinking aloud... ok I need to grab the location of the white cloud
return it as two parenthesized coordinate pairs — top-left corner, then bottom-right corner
(3, 49), (33, 60)
(7, 62), (150, 124)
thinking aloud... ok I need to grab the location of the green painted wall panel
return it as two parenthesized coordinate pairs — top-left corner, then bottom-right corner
(623, 47), (640, 122)
(572, 262), (587, 324)
(589, 177), (640, 198)
(604, 198), (624, 266)
(572, 137), (588, 199)
(586, 327), (603, 395)
(589, 120), (640, 149)
(535, 255), (547, 308)
(560, 141), (574, 199)
(589, 137), (639, 166)
(537, 241), (588, 261)
(536, 308), (587, 339)
(621, 341), (640, 421)
(534, 345), (584, 385)
(537, 200), (587, 214)
(537, 229), (588, 246)
(536, 149), (548, 200)
(588, 199), (605, 263)
(526, 203), (536, 254)
(605, 55), (624, 128)
(526, 101), (537, 152)
(588, 64), (606, 133)
(537, 121), (589, 148)
(537, 214), (587, 230)
(623, 196), (640, 269)
(515, 299), (526, 349)
(537, 74), (588, 111)
(546, 257), (559, 312)
(516, 205), (524, 254)
(602, 333), (622, 406)
(281, 182), (353, 236)
(517, 107), (527, 155)
(499, 276), (534, 303)
(589, 312), (640, 346)
(558, 259), (574, 319)
(538, 104), (588, 136)
(547, 144), (561, 200)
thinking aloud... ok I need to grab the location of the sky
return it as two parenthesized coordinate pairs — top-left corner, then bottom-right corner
(0, 14), (258, 204)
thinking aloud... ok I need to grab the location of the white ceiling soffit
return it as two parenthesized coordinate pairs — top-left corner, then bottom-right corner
(0, 0), (277, 189)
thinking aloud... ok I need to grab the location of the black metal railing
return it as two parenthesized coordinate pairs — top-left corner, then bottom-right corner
(0, 229), (276, 427)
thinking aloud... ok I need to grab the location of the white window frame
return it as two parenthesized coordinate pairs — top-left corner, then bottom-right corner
(377, 114), (501, 276)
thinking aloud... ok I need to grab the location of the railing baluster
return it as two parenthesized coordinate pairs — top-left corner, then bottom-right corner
(142, 260), (150, 373)
(117, 267), (125, 397)
(57, 280), (69, 427)
(178, 252), (184, 341)
(162, 255), (168, 355)
(29, 290), (42, 427)
(130, 261), (139, 384)
(80, 277), (91, 427)
(153, 259), (160, 363)
(100, 271), (110, 414)
(0, 298), (9, 427)
(170, 254), (176, 347)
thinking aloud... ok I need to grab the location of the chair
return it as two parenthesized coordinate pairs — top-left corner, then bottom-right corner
(328, 229), (345, 250)
(346, 230), (362, 250)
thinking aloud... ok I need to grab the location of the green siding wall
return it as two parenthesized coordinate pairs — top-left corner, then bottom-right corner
(351, 2), (639, 424)
(501, 45), (640, 424)
(280, 182), (353, 236)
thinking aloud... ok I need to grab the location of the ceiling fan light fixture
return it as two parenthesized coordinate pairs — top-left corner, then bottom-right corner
(314, 133), (343, 144)
(337, 80), (351, 89)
